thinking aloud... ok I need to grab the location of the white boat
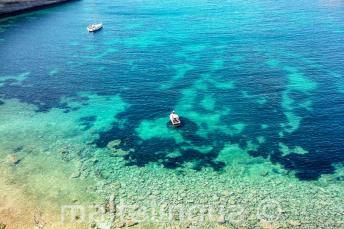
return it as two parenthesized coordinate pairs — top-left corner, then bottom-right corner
(170, 111), (181, 126)
(87, 23), (103, 32)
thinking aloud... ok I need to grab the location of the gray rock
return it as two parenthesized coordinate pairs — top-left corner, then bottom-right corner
(0, 0), (75, 16)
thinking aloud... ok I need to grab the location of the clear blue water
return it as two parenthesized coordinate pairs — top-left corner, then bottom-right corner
(1, 0), (344, 180)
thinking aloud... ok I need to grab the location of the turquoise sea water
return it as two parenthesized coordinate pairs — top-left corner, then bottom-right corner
(0, 0), (344, 227)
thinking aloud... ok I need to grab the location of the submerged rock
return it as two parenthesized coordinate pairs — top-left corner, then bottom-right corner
(260, 171), (269, 177)
(116, 222), (125, 228)
(220, 190), (232, 197)
(70, 171), (81, 179)
(216, 215), (226, 224)
(126, 219), (138, 227)
(260, 220), (275, 229)
(60, 149), (72, 161)
(6, 154), (21, 165)
(111, 149), (129, 157)
(107, 139), (121, 149)
(288, 220), (301, 227)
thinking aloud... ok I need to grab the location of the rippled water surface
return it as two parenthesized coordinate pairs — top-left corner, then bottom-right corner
(1, 0), (344, 181)
(2, 0), (344, 227)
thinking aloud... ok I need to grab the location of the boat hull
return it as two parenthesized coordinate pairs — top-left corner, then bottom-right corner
(170, 114), (181, 126)
(87, 24), (103, 32)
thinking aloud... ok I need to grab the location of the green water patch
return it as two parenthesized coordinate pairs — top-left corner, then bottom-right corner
(179, 109), (233, 138)
(206, 78), (235, 90)
(279, 67), (318, 134)
(242, 91), (267, 105)
(287, 71), (318, 92)
(60, 93), (129, 133)
(261, 124), (269, 129)
(0, 72), (29, 87)
(282, 111), (302, 133)
(231, 122), (246, 134)
(283, 66), (318, 93)
(215, 142), (284, 177)
(210, 59), (225, 71)
(174, 73), (238, 138)
(256, 136), (266, 144)
(193, 78), (209, 90)
(135, 117), (184, 143)
(279, 142), (308, 156)
(200, 95), (216, 111)
(181, 145), (214, 154)
(0, 93), (129, 155)
(281, 91), (294, 111)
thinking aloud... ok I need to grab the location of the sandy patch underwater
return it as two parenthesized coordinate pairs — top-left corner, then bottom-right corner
(0, 98), (343, 228)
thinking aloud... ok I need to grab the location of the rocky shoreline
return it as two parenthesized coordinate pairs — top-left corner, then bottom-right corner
(0, 0), (74, 16)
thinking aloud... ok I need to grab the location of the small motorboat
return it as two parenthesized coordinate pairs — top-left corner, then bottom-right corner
(170, 111), (181, 126)
(87, 23), (103, 32)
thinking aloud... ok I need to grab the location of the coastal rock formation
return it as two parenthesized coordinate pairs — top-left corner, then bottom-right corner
(0, 0), (73, 16)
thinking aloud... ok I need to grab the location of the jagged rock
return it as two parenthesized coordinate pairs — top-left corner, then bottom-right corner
(0, 223), (6, 229)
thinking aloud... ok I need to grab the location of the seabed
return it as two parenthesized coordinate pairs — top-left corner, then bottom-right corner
(1, 0), (344, 228)
(0, 98), (343, 229)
